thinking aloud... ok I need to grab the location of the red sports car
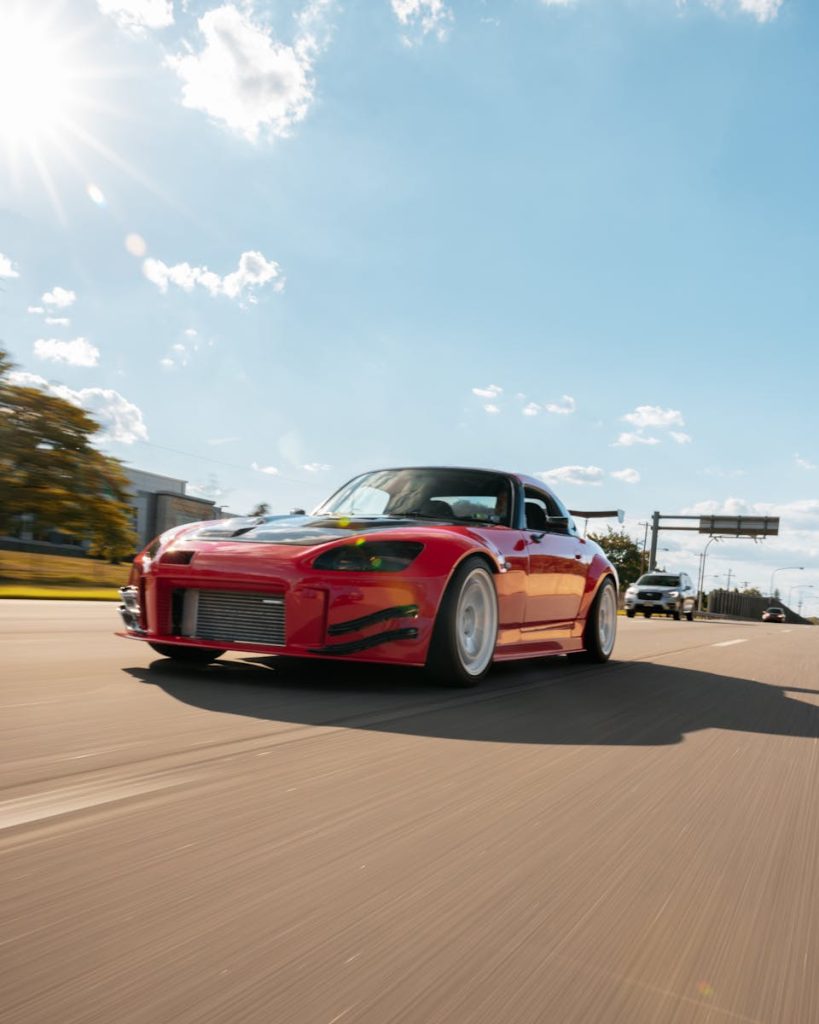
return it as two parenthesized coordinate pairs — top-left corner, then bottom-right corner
(118, 467), (619, 685)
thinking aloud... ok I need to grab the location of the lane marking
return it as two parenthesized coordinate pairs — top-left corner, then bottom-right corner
(0, 773), (194, 830)
(712, 639), (749, 648)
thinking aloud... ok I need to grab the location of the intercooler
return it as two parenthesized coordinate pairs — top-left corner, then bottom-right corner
(181, 590), (286, 646)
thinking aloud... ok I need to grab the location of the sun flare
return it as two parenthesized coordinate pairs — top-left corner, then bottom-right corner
(0, 11), (75, 150)
(0, 5), (129, 218)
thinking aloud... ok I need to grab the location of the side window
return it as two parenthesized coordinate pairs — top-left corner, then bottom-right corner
(523, 487), (567, 532)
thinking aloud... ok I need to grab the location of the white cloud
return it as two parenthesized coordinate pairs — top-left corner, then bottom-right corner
(34, 337), (100, 367)
(702, 0), (784, 22)
(184, 327), (197, 337)
(42, 286), (76, 308)
(97, 0), (174, 31)
(738, 0), (783, 21)
(670, 431), (692, 444)
(623, 405), (685, 430)
(168, 3), (332, 142)
(252, 461), (279, 475)
(391, 0), (453, 42)
(9, 371), (148, 443)
(208, 436), (240, 446)
(143, 250), (283, 300)
(613, 432), (661, 447)
(611, 468), (640, 484)
(483, 403), (500, 414)
(472, 384), (502, 399)
(522, 402), (540, 416)
(545, 394), (576, 415)
(541, 0), (577, 6)
(303, 462), (331, 472)
(0, 253), (19, 278)
(536, 465), (605, 487)
(27, 306), (44, 314)
(795, 454), (816, 471)
(44, 317), (70, 326)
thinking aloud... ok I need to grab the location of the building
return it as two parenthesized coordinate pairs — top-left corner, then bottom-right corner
(127, 469), (223, 550)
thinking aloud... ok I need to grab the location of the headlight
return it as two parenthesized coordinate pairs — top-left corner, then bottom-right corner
(313, 540), (424, 572)
(667, 591), (679, 598)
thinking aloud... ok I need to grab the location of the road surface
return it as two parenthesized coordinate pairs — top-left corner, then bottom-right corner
(1, 601), (817, 1024)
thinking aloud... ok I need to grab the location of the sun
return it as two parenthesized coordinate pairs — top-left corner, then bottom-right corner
(0, 4), (120, 217)
(0, 8), (78, 153)
(0, 15), (73, 146)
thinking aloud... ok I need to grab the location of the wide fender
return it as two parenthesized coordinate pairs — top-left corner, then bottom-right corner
(578, 552), (619, 620)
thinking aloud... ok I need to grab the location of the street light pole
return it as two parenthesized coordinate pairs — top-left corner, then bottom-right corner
(769, 566), (804, 602)
(697, 537), (720, 612)
(789, 583), (815, 608)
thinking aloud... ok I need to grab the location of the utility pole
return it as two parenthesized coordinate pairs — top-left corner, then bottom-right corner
(725, 568), (733, 591)
(648, 511), (660, 571)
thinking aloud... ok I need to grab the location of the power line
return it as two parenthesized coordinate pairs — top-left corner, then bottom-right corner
(121, 439), (327, 489)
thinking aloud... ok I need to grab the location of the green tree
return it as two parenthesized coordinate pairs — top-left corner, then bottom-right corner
(250, 502), (270, 516)
(0, 348), (136, 560)
(588, 527), (644, 589)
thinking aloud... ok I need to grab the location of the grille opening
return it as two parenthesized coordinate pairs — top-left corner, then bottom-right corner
(186, 589), (286, 646)
(171, 589), (185, 634)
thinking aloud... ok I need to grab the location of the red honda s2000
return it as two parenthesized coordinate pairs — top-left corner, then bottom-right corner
(118, 467), (619, 686)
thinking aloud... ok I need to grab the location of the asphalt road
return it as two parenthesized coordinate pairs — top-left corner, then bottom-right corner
(1, 602), (818, 1024)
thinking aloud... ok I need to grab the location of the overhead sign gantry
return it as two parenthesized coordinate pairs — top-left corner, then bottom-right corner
(648, 512), (779, 570)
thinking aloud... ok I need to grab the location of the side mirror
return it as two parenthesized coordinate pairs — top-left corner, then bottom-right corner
(289, 507), (306, 515)
(546, 516), (570, 532)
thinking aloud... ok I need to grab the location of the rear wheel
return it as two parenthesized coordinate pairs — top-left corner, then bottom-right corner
(686, 611), (694, 622)
(148, 643), (225, 663)
(572, 577), (617, 663)
(427, 557), (498, 687)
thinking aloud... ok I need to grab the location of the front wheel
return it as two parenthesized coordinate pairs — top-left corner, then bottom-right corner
(148, 643), (225, 663)
(643, 610), (652, 619)
(626, 609), (635, 618)
(427, 557), (498, 687)
(672, 609), (681, 621)
(686, 611), (694, 622)
(572, 577), (617, 663)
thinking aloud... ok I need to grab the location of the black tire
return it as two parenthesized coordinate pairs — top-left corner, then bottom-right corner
(626, 609), (635, 618)
(426, 557), (498, 687)
(571, 577), (618, 663)
(643, 610), (652, 619)
(149, 643), (225, 663)
(686, 611), (694, 622)
(672, 609), (681, 621)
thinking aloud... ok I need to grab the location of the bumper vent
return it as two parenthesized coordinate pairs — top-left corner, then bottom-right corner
(190, 590), (286, 646)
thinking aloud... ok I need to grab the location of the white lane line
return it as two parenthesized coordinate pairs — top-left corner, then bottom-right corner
(0, 773), (194, 830)
(712, 639), (749, 648)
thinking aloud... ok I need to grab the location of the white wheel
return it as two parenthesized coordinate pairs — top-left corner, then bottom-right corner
(427, 557), (498, 686)
(454, 567), (498, 677)
(572, 577), (617, 663)
(596, 581), (617, 657)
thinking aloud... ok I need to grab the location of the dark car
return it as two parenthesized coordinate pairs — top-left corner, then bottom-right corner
(762, 607), (786, 623)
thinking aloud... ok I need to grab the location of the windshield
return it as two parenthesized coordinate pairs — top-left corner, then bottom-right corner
(316, 468), (513, 526)
(638, 575), (680, 587)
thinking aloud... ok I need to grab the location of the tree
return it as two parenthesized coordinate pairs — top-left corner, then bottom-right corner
(587, 527), (644, 589)
(250, 502), (270, 516)
(0, 348), (136, 560)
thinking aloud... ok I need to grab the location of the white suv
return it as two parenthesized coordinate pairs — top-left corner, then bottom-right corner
(624, 572), (696, 621)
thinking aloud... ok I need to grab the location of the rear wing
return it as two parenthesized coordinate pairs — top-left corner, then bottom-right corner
(568, 509), (625, 538)
(568, 509), (625, 523)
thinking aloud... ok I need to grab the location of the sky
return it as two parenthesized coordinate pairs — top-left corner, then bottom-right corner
(0, 0), (817, 610)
